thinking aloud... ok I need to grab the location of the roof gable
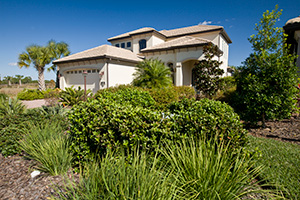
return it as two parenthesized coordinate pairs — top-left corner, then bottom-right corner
(53, 44), (143, 64)
(107, 27), (165, 41)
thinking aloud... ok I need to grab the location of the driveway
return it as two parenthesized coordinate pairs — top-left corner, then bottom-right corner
(21, 99), (47, 109)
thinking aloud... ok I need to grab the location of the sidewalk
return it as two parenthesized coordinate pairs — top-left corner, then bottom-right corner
(21, 99), (47, 109)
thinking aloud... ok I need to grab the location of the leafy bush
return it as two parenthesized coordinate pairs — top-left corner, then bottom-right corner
(44, 88), (61, 106)
(167, 98), (248, 151)
(146, 86), (196, 110)
(17, 89), (45, 100)
(95, 85), (156, 108)
(68, 98), (172, 165)
(59, 86), (92, 106)
(19, 122), (73, 175)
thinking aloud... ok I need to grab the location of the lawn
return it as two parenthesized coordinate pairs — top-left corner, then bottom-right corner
(248, 135), (300, 199)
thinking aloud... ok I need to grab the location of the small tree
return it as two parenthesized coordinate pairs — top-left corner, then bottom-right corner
(133, 58), (172, 89)
(192, 43), (224, 98)
(15, 75), (24, 86)
(235, 5), (298, 126)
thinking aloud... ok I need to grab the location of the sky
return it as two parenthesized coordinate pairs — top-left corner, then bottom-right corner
(0, 0), (300, 81)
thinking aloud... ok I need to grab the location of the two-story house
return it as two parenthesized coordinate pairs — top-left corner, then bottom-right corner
(53, 24), (232, 93)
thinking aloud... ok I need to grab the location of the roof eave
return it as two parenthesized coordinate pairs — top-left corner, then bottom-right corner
(141, 42), (209, 53)
(220, 29), (232, 44)
(164, 28), (223, 39)
(53, 55), (142, 65)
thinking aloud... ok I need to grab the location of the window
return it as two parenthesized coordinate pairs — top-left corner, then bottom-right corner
(87, 70), (91, 73)
(74, 71), (78, 74)
(121, 43), (125, 48)
(78, 70), (82, 73)
(139, 39), (146, 51)
(92, 69), (96, 73)
(127, 42), (131, 48)
(115, 44), (120, 47)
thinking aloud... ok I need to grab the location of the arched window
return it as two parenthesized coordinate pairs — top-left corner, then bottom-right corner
(139, 39), (147, 51)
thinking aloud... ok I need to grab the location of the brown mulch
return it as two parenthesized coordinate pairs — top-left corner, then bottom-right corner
(247, 114), (300, 145)
(0, 154), (78, 200)
(1, 115), (300, 200)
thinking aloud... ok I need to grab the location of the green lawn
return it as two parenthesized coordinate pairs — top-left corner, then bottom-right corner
(248, 135), (300, 199)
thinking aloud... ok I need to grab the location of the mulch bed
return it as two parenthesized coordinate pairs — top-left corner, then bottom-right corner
(1, 115), (300, 199)
(0, 154), (77, 200)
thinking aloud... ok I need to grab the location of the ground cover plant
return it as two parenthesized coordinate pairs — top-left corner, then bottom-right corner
(0, 104), (68, 157)
(248, 135), (300, 199)
(55, 137), (276, 200)
(19, 122), (73, 175)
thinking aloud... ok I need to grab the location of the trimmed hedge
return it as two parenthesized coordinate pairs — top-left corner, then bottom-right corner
(167, 98), (247, 151)
(68, 98), (173, 165)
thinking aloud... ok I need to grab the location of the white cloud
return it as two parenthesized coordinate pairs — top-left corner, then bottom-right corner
(8, 62), (17, 66)
(199, 20), (212, 25)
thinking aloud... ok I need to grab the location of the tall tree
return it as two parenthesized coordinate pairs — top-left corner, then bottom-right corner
(235, 6), (298, 126)
(18, 45), (52, 91)
(3, 76), (12, 86)
(192, 43), (224, 98)
(15, 75), (24, 86)
(133, 59), (172, 89)
(47, 40), (70, 88)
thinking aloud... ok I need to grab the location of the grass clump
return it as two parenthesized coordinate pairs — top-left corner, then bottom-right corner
(19, 122), (73, 176)
(248, 135), (300, 199)
(56, 150), (174, 200)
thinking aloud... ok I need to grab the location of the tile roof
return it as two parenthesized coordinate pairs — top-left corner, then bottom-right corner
(53, 44), (143, 64)
(107, 27), (157, 41)
(159, 25), (223, 37)
(286, 16), (300, 25)
(141, 36), (211, 52)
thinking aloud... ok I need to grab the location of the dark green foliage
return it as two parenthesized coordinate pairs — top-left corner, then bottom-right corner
(68, 98), (173, 165)
(95, 85), (156, 108)
(167, 98), (248, 151)
(132, 58), (172, 89)
(192, 43), (224, 98)
(235, 6), (298, 126)
(59, 86), (92, 106)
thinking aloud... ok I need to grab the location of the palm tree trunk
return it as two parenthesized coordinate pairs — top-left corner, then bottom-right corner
(38, 67), (46, 91)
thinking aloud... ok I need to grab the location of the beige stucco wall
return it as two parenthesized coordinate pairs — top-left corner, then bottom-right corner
(108, 63), (136, 87)
(219, 35), (229, 76)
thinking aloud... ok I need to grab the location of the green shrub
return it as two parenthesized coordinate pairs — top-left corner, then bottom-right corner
(59, 86), (92, 106)
(19, 122), (73, 175)
(173, 85), (196, 100)
(167, 98), (248, 151)
(95, 85), (155, 108)
(0, 93), (8, 99)
(68, 98), (172, 165)
(17, 89), (45, 100)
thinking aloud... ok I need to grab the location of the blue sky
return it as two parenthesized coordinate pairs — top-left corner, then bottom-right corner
(0, 0), (299, 81)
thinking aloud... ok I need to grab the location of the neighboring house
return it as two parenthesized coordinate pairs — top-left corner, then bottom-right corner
(53, 24), (232, 92)
(284, 16), (300, 71)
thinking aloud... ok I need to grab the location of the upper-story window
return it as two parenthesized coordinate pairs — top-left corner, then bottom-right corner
(115, 44), (120, 47)
(121, 43), (125, 48)
(139, 39), (147, 51)
(127, 42), (131, 48)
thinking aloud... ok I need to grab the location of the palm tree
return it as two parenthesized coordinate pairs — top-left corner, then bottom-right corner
(18, 45), (52, 91)
(47, 40), (70, 88)
(15, 75), (24, 86)
(3, 76), (12, 86)
(133, 59), (172, 89)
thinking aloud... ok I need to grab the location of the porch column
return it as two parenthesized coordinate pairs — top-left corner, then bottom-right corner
(175, 62), (183, 86)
